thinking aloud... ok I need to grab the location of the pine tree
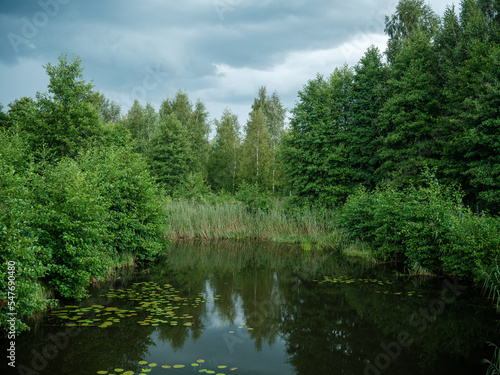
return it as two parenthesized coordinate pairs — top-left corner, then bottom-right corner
(377, 30), (445, 185)
(282, 66), (354, 207)
(347, 46), (389, 190)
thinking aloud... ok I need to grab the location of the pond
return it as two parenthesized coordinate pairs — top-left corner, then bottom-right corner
(3, 240), (500, 375)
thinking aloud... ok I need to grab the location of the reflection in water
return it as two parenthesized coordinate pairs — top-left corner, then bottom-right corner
(3, 240), (499, 375)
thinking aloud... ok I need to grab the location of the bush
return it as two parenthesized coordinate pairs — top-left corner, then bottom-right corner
(31, 158), (111, 299)
(340, 178), (500, 279)
(0, 132), (49, 332)
(235, 182), (273, 214)
(77, 145), (169, 261)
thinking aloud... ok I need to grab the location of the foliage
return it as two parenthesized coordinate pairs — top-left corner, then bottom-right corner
(24, 54), (103, 160)
(207, 108), (241, 193)
(160, 90), (210, 175)
(77, 146), (169, 261)
(0, 131), (48, 332)
(282, 66), (354, 208)
(384, 0), (440, 63)
(250, 87), (287, 194)
(31, 157), (112, 299)
(0, 54), (169, 333)
(377, 30), (445, 185)
(339, 172), (500, 279)
(91, 91), (121, 123)
(235, 182), (273, 214)
(239, 107), (273, 189)
(122, 100), (158, 154)
(147, 113), (194, 194)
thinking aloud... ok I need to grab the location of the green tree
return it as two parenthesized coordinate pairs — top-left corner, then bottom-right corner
(6, 97), (38, 133)
(188, 99), (210, 175)
(123, 99), (145, 140)
(385, 0), (440, 63)
(0, 104), (9, 129)
(22, 54), (102, 160)
(160, 91), (210, 175)
(250, 87), (287, 194)
(160, 89), (192, 126)
(208, 108), (241, 193)
(122, 100), (158, 154)
(377, 30), (445, 186)
(147, 113), (193, 194)
(240, 107), (272, 189)
(91, 91), (121, 123)
(282, 66), (354, 207)
(347, 46), (389, 190)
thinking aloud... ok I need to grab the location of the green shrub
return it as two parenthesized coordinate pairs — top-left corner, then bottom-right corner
(77, 145), (169, 261)
(340, 178), (500, 279)
(31, 158), (111, 299)
(235, 182), (273, 214)
(0, 131), (49, 332)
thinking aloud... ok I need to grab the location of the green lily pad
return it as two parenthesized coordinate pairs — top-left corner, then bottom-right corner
(97, 371), (108, 374)
(197, 359), (205, 363)
(148, 363), (157, 367)
(173, 364), (185, 368)
(114, 369), (124, 373)
(218, 365), (227, 368)
(123, 372), (134, 375)
(138, 361), (148, 365)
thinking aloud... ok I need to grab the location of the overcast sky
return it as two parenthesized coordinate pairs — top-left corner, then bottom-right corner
(1, 0), (455, 127)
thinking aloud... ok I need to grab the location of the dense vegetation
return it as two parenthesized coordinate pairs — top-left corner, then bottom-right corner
(0, 56), (168, 332)
(2, 0), (500, 333)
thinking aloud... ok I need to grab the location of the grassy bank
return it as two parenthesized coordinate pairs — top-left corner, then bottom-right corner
(165, 198), (344, 250)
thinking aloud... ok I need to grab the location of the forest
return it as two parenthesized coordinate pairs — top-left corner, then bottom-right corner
(1, 0), (500, 333)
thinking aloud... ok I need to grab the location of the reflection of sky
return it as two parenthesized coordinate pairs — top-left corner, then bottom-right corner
(142, 278), (295, 375)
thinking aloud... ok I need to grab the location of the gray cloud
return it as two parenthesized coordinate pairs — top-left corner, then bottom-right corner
(0, 0), (455, 123)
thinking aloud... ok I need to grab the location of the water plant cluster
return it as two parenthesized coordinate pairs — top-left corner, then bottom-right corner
(95, 359), (237, 375)
(49, 281), (219, 328)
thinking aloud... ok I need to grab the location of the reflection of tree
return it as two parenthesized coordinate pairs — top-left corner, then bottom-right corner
(9, 240), (499, 375)
(280, 281), (373, 375)
(235, 270), (282, 351)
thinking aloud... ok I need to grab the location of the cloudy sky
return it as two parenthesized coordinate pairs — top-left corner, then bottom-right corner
(1, 0), (454, 127)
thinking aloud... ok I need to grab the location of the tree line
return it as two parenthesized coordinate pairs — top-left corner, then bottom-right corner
(283, 0), (500, 215)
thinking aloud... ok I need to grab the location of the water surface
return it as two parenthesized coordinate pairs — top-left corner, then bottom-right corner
(3, 240), (499, 375)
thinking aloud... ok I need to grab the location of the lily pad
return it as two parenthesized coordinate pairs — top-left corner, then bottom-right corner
(173, 364), (185, 368)
(148, 363), (157, 367)
(114, 369), (124, 373)
(138, 361), (148, 365)
(97, 371), (108, 374)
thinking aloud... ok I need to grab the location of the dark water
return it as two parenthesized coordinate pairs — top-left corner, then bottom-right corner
(3, 240), (500, 375)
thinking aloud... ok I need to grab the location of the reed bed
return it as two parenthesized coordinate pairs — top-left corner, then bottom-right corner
(164, 199), (344, 249)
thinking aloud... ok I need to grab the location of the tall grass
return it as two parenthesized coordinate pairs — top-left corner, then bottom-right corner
(165, 198), (344, 250)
